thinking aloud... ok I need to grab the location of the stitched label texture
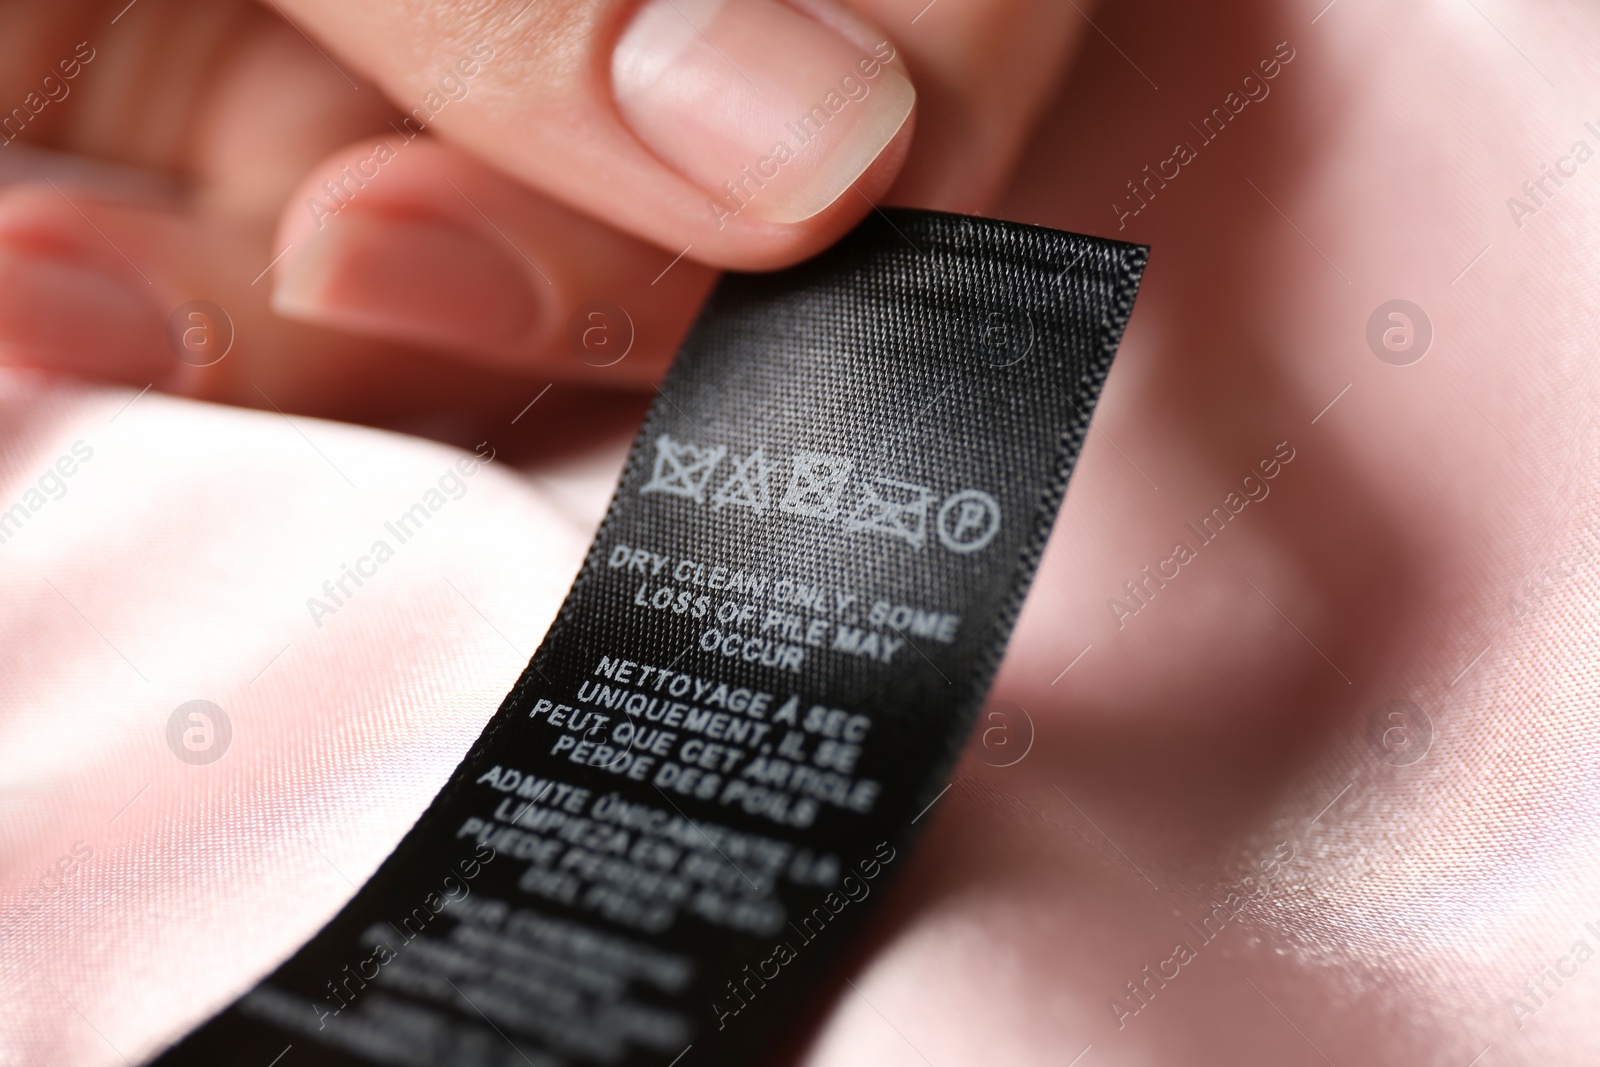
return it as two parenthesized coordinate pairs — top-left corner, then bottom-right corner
(154, 210), (1147, 1067)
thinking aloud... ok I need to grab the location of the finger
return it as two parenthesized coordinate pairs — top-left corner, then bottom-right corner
(0, 165), (713, 417)
(852, 0), (1086, 213)
(0, 142), (181, 205)
(1, 0), (398, 210)
(0, 184), (175, 386)
(270, 0), (918, 269)
(267, 136), (717, 382)
(0, 179), (407, 412)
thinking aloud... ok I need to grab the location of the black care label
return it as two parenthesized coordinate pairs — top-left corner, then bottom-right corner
(153, 211), (1147, 1067)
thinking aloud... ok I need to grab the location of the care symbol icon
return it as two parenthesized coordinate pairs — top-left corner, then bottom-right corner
(936, 489), (1002, 553)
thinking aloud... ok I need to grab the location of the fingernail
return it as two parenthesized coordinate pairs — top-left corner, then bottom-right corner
(272, 213), (545, 356)
(612, 0), (914, 226)
(0, 243), (170, 379)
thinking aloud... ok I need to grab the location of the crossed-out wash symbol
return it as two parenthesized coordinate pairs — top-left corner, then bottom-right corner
(640, 434), (1002, 554)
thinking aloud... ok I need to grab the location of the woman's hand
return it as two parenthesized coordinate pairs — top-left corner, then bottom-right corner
(0, 0), (1081, 417)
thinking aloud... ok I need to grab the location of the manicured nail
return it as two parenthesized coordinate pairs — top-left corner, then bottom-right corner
(272, 213), (545, 356)
(612, 0), (914, 227)
(0, 243), (170, 379)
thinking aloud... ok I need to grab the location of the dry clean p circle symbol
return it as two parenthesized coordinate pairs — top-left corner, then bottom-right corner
(937, 489), (1002, 553)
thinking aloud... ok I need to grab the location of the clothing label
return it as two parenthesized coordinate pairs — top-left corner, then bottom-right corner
(152, 210), (1147, 1067)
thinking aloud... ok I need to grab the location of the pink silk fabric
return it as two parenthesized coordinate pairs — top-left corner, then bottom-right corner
(5, 3), (1600, 1057)
(0, 372), (595, 1065)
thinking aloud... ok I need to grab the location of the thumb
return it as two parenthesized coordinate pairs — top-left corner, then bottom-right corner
(268, 0), (918, 268)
